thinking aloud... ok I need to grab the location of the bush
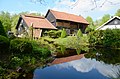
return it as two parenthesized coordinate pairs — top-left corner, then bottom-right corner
(10, 39), (33, 54)
(89, 29), (120, 48)
(28, 40), (51, 58)
(88, 30), (103, 46)
(9, 57), (23, 68)
(103, 29), (120, 48)
(77, 29), (83, 37)
(61, 28), (67, 38)
(33, 47), (51, 58)
(0, 35), (9, 52)
(44, 30), (62, 38)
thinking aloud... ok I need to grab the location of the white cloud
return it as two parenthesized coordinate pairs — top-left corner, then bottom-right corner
(52, 0), (120, 19)
(56, 57), (120, 78)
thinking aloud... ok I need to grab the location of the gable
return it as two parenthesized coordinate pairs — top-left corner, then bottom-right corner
(105, 18), (120, 25)
(45, 10), (56, 26)
(96, 16), (120, 30)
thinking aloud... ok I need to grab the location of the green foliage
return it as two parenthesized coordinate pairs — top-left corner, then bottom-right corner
(100, 14), (110, 26)
(0, 11), (11, 32)
(60, 45), (66, 54)
(85, 48), (120, 65)
(10, 39), (33, 54)
(115, 9), (120, 17)
(103, 29), (120, 48)
(76, 49), (81, 55)
(77, 29), (83, 37)
(44, 30), (62, 38)
(61, 28), (67, 38)
(89, 29), (120, 48)
(55, 35), (89, 54)
(88, 30), (104, 46)
(85, 16), (95, 33)
(0, 35), (9, 52)
(86, 16), (94, 23)
(31, 40), (51, 58)
(0, 21), (7, 37)
(9, 57), (23, 68)
(39, 48), (51, 58)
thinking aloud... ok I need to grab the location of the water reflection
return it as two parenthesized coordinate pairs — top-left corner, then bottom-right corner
(33, 48), (120, 79)
(34, 57), (120, 79)
(85, 48), (120, 64)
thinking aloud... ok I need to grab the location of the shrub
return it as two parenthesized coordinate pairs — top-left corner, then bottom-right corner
(61, 28), (67, 38)
(10, 39), (33, 54)
(89, 29), (120, 48)
(40, 48), (51, 58)
(77, 29), (83, 38)
(30, 40), (51, 58)
(0, 35), (9, 52)
(88, 30), (104, 46)
(9, 57), (23, 68)
(55, 35), (89, 54)
(44, 30), (62, 38)
(103, 29), (120, 48)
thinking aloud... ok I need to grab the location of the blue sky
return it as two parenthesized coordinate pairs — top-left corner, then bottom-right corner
(0, 0), (120, 21)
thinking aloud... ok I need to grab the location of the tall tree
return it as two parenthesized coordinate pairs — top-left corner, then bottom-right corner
(85, 16), (95, 33)
(115, 9), (120, 17)
(0, 11), (11, 32)
(100, 14), (110, 26)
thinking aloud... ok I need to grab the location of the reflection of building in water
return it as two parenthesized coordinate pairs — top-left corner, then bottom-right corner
(34, 57), (120, 79)
(52, 54), (84, 65)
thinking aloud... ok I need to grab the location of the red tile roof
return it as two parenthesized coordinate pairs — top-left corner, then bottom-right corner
(52, 54), (84, 65)
(48, 9), (89, 24)
(21, 15), (57, 29)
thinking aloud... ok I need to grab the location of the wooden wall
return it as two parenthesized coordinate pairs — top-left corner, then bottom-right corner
(33, 28), (42, 38)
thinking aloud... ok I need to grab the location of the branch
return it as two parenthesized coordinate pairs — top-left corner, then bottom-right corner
(107, 1), (120, 5)
(99, 0), (107, 8)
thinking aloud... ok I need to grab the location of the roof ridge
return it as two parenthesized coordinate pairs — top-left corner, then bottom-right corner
(50, 9), (80, 17)
(23, 14), (44, 19)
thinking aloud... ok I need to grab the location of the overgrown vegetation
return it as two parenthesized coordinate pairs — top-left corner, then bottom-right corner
(88, 29), (120, 48)
(0, 21), (7, 37)
(0, 36), (52, 78)
(44, 30), (62, 38)
(55, 29), (89, 55)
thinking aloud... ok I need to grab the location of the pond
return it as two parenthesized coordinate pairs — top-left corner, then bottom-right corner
(33, 48), (120, 79)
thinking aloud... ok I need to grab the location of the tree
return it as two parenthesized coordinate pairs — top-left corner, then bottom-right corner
(0, 21), (7, 37)
(99, 14), (110, 26)
(85, 16), (95, 33)
(115, 9), (120, 17)
(0, 11), (12, 32)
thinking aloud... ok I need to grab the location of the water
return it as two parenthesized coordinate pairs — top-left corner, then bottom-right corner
(33, 48), (120, 79)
